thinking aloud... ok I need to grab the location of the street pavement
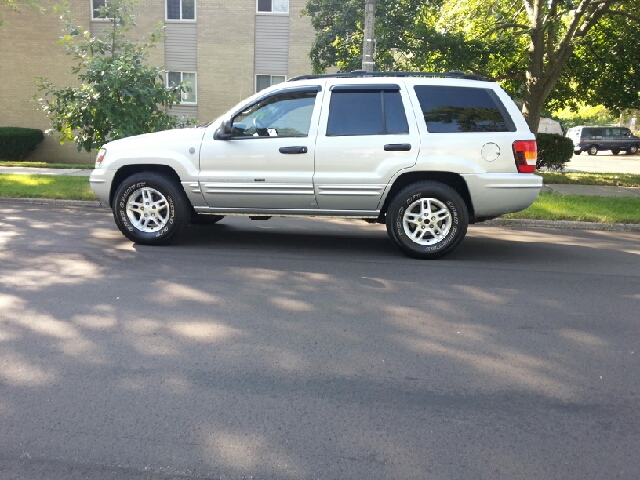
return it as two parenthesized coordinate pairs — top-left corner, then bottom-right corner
(0, 202), (639, 480)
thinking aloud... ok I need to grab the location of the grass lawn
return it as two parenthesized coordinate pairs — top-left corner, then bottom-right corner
(538, 172), (640, 187)
(0, 174), (97, 201)
(0, 161), (94, 169)
(505, 191), (640, 224)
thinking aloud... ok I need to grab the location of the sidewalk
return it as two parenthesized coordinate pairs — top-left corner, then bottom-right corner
(2, 166), (638, 197)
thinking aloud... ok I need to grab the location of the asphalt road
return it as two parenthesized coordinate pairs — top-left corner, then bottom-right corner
(1, 203), (639, 480)
(567, 151), (640, 174)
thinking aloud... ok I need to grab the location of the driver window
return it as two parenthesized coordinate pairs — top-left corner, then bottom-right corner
(231, 90), (318, 138)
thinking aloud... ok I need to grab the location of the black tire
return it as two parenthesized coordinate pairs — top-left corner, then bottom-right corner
(191, 213), (225, 225)
(574, 150), (581, 156)
(587, 146), (598, 156)
(113, 172), (190, 245)
(627, 145), (638, 155)
(611, 149), (620, 155)
(386, 181), (468, 259)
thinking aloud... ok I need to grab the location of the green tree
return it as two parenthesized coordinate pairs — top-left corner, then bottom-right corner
(554, 2), (640, 115)
(36, 0), (190, 152)
(303, 0), (640, 133)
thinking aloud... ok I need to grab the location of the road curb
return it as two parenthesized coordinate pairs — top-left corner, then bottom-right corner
(484, 218), (640, 232)
(1, 197), (640, 232)
(0, 197), (105, 208)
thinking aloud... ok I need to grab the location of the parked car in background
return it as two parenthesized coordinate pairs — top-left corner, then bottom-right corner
(566, 126), (640, 155)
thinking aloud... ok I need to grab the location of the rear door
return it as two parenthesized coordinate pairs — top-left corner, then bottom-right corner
(313, 83), (420, 211)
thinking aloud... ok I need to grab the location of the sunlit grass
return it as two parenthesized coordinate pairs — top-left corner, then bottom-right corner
(538, 172), (640, 187)
(0, 174), (97, 200)
(0, 161), (94, 169)
(506, 191), (640, 224)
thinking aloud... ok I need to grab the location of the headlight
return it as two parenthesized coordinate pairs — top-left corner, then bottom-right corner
(95, 148), (107, 168)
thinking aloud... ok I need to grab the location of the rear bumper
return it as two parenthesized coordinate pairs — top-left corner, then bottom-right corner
(463, 173), (542, 218)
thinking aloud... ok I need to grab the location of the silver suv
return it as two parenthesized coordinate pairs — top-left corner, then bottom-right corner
(90, 71), (541, 259)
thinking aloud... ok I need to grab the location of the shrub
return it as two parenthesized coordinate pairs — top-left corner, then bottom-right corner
(536, 133), (574, 171)
(0, 127), (45, 160)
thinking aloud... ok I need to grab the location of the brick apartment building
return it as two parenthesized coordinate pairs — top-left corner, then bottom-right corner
(0, 0), (316, 162)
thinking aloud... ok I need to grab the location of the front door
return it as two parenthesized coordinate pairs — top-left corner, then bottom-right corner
(199, 87), (322, 210)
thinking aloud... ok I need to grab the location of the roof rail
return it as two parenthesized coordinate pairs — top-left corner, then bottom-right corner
(288, 70), (489, 82)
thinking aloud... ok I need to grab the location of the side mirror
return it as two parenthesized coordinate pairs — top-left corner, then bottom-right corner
(214, 119), (233, 140)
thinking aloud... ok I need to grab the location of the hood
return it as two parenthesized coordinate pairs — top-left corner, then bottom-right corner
(106, 127), (207, 151)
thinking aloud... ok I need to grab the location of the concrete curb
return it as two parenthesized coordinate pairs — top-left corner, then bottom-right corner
(2, 197), (639, 232)
(484, 218), (640, 232)
(0, 197), (105, 208)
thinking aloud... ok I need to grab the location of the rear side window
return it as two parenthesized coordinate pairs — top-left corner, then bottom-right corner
(326, 87), (409, 136)
(414, 86), (515, 133)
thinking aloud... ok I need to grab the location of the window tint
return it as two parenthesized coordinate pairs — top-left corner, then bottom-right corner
(414, 86), (515, 133)
(326, 89), (409, 136)
(589, 128), (603, 138)
(232, 90), (317, 138)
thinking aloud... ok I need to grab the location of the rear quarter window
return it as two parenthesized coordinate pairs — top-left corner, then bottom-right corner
(414, 86), (516, 133)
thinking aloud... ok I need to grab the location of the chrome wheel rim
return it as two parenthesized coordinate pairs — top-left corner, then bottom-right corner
(402, 198), (452, 245)
(126, 187), (170, 233)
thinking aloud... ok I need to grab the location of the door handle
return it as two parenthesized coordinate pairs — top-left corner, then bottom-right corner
(279, 146), (308, 154)
(384, 143), (412, 152)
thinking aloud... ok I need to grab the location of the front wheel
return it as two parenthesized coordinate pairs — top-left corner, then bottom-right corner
(113, 172), (190, 245)
(587, 146), (598, 156)
(386, 182), (468, 259)
(628, 145), (638, 155)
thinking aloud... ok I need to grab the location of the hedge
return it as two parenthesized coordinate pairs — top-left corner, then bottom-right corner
(536, 133), (574, 171)
(0, 127), (45, 160)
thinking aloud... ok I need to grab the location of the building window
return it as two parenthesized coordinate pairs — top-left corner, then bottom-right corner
(257, 0), (288, 13)
(91, 0), (108, 19)
(166, 0), (195, 20)
(255, 75), (286, 93)
(167, 72), (197, 104)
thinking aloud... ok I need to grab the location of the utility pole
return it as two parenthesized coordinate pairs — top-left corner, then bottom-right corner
(362, 0), (376, 72)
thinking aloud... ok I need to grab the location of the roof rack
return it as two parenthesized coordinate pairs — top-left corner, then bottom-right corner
(288, 70), (489, 82)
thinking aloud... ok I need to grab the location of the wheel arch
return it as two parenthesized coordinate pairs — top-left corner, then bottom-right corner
(109, 164), (187, 209)
(380, 171), (476, 222)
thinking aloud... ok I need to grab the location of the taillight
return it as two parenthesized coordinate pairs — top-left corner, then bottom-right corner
(512, 140), (537, 173)
(95, 148), (107, 168)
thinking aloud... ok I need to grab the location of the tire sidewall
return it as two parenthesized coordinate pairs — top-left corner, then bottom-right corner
(388, 184), (467, 258)
(114, 175), (185, 244)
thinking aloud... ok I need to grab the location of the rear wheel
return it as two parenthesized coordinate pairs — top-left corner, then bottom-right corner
(628, 145), (638, 155)
(113, 172), (190, 245)
(386, 181), (468, 259)
(587, 146), (598, 156)
(611, 149), (620, 155)
(574, 150), (581, 155)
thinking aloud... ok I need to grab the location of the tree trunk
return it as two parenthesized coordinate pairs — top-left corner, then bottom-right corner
(522, 86), (545, 134)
